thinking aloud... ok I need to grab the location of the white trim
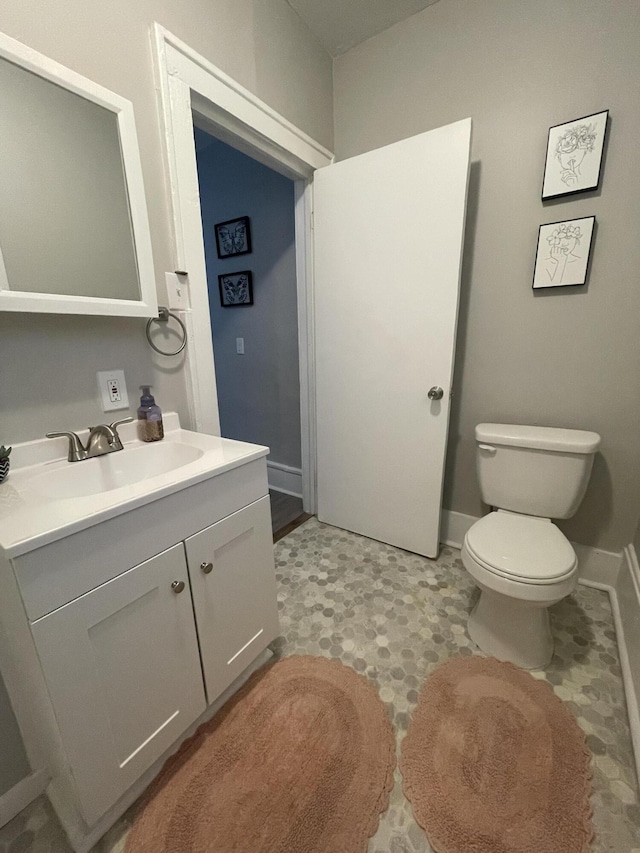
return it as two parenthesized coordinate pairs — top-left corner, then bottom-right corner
(617, 544), (640, 777)
(0, 31), (157, 318)
(572, 541), (623, 586)
(0, 768), (49, 829)
(0, 241), (9, 295)
(0, 291), (158, 318)
(440, 509), (477, 550)
(153, 49), (220, 433)
(152, 25), (332, 516)
(267, 462), (303, 499)
(152, 26), (332, 174)
(624, 541), (640, 600)
(582, 568), (640, 786)
(294, 180), (317, 513)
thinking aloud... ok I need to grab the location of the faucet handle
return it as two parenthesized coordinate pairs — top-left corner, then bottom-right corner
(108, 417), (134, 452)
(110, 417), (134, 431)
(46, 431), (88, 463)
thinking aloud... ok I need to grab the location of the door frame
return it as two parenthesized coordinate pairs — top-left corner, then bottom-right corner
(152, 25), (333, 512)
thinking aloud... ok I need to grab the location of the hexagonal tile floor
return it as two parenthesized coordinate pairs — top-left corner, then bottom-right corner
(3, 517), (639, 852)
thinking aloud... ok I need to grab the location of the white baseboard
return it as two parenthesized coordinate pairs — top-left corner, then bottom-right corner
(440, 509), (622, 584)
(623, 541), (640, 602)
(267, 462), (302, 499)
(0, 768), (49, 828)
(614, 544), (640, 780)
(582, 563), (640, 787)
(572, 541), (623, 585)
(440, 509), (476, 550)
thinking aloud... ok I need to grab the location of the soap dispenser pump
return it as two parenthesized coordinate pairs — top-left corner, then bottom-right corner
(137, 385), (164, 442)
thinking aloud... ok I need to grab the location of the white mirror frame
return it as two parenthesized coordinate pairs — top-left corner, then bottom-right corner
(0, 31), (158, 317)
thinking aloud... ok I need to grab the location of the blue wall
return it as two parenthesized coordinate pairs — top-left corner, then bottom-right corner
(194, 128), (301, 469)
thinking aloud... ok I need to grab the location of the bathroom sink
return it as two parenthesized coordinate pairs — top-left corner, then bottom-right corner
(0, 413), (270, 558)
(31, 440), (204, 499)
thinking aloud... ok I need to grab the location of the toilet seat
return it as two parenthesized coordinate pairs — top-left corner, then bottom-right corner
(464, 511), (577, 585)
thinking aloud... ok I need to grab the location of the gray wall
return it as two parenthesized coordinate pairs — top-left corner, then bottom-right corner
(195, 131), (301, 468)
(0, 0), (332, 445)
(334, 0), (640, 552)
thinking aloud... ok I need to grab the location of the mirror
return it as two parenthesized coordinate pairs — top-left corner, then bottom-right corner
(0, 33), (157, 317)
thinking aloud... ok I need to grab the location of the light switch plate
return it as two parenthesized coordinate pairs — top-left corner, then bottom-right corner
(97, 370), (129, 412)
(166, 271), (190, 311)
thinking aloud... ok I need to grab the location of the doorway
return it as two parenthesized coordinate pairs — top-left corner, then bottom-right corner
(153, 25), (333, 519)
(193, 126), (310, 539)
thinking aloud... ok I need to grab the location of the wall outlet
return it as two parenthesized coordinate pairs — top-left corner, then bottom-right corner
(166, 271), (190, 311)
(97, 370), (129, 412)
(236, 337), (245, 355)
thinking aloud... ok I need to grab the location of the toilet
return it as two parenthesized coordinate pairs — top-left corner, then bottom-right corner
(462, 423), (600, 669)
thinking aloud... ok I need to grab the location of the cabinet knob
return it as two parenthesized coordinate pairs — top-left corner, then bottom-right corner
(201, 561), (213, 575)
(171, 580), (185, 594)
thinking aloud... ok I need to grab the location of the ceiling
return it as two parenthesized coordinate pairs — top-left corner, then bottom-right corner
(286, 0), (440, 57)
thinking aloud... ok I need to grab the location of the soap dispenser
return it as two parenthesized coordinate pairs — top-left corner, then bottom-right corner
(137, 385), (164, 442)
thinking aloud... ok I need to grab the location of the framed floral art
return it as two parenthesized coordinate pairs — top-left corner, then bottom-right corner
(532, 216), (596, 290)
(541, 110), (608, 200)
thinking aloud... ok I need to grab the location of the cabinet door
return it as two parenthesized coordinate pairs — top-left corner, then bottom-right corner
(31, 544), (206, 826)
(185, 496), (279, 704)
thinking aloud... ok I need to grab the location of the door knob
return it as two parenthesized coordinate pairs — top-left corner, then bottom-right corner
(201, 561), (213, 574)
(171, 580), (185, 594)
(428, 386), (444, 400)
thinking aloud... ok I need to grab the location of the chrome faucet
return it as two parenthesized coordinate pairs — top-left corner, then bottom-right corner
(46, 418), (133, 462)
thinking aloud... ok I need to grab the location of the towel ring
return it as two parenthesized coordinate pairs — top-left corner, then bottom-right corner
(145, 306), (187, 356)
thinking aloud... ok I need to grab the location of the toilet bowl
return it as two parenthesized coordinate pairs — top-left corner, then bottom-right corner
(463, 511), (577, 668)
(462, 424), (600, 669)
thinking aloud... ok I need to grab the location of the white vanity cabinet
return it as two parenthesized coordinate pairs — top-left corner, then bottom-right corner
(23, 494), (278, 830)
(0, 426), (279, 852)
(185, 495), (279, 702)
(30, 544), (206, 826)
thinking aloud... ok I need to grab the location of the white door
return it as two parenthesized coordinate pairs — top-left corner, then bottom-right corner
(184, 496), (279, 704)
(314, 119), (471, 557)
(31, 544), (206, 826)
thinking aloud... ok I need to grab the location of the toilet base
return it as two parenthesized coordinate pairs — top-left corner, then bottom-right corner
(468, 587), (554, 670)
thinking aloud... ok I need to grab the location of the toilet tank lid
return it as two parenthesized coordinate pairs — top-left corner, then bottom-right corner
(475, 423), (601, 454)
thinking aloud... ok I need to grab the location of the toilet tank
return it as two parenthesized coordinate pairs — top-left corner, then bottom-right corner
(475, 424), (600, 519)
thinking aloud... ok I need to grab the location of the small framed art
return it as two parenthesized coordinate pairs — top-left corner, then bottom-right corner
(215, 216), (252, 258)
(532, 216), (595, 290)
(541, 110), (608, 200)
(218, 270), (253, 306)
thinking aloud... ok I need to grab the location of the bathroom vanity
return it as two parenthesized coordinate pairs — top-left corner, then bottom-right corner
(0, 414), (279, 851)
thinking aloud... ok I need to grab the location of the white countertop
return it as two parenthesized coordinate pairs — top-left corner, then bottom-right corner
(0, 413), (269, 558)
